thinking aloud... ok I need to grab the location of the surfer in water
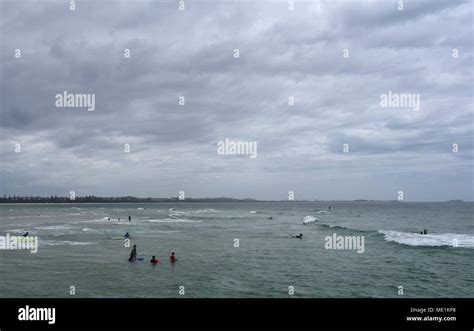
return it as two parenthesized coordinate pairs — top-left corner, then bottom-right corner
(128, 216), (131, 222)
(267, 216), (273, 220)
(329, 206), (331, 211)
(22, 232), (29, 237)
(128, 245), (137, 262)
(124, 232), (130, 239)
(290, 233), (303, 239)
(169, 252), (177, 263)
(423, 229), (428, 235)
(150, 256), (159, 264)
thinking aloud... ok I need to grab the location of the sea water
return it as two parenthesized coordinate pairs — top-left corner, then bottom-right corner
(0, 201), (472, 298)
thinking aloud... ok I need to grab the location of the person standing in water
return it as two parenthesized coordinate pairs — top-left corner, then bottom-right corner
(329, 206), (332, 211)
(128, 216), (131, 222)
(128, 245), (137, 262)
(169, 252), (177, 263)
(150, 256), (159, 264)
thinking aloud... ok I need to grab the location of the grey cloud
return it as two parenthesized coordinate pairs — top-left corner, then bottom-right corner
(0, 0), (472, 201)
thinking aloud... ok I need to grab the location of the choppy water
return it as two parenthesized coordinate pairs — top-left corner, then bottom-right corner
(0, 202), (473, 298)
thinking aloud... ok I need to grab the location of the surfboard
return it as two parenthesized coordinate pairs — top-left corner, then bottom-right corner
(109, 237), (130, 240)
(128, 257), (144, 262)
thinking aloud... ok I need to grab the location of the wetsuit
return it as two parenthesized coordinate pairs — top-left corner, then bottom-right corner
(129, 248), (137, 261)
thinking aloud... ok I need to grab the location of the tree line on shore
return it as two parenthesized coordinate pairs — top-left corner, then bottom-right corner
(0, 195), (256, 203)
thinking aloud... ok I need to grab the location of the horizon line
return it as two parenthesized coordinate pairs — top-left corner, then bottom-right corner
(0, 195), (470, 203)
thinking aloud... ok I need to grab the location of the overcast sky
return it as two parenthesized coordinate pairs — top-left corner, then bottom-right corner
(0, 0), (473, 201)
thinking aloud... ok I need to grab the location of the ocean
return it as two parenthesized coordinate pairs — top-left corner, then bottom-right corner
(0, 202), (473, 298)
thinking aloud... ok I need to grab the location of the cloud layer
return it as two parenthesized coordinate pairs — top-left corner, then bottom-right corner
(1, 0), (473, 201)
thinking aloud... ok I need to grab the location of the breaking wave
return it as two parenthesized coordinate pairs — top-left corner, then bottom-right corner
(378, 230), (474, 248)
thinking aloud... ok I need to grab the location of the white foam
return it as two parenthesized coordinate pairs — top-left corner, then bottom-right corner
(250, 211), (258, 214)
(40, 240), (94, 246)
(35, 224), (72, 231)
(378, 230), (474, 248)
(5, 228), (27, 234)
(5, 216), (30, 220)
(145, 218), (202, 223)
(169, 211), (187, 217)
(83, 217), (113, 223)
(190, 209), (219, 213)
(303, 216), (319, 224)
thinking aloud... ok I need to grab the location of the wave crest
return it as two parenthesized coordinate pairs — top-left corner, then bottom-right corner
(303, 216), (319, 224)
(378, 230), (474, 248)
